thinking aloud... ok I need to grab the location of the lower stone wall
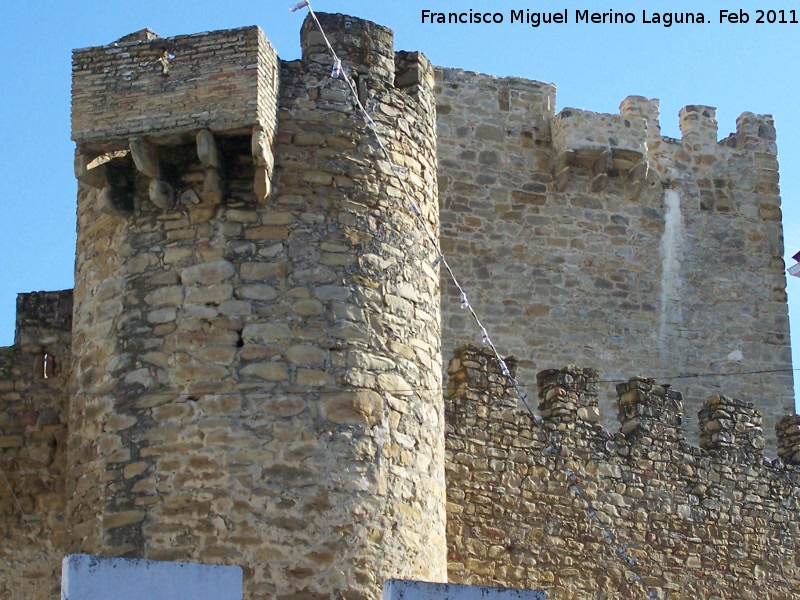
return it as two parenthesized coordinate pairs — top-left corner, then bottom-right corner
(445, 344), (800, 599)
(0, 291), (72, 600)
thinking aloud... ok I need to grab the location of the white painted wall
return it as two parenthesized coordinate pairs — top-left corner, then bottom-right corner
(383, 580), (546, 600)
(61, 554), (242, 600)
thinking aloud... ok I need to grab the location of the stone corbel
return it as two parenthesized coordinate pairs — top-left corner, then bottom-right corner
(75, 152), (109, 189)
(625, 159), (649, 201)
(196, 129), (224, 204)
(252, 125), (274, 203)
(591, 149), (612, 193)
(130, 138), (175, 209)
(75, 149), (133, 215)
(552, 150), (573, 193)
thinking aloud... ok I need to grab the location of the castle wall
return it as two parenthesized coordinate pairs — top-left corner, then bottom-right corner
(435, 73), (794, 448)
(67, 13), (445, 599)
(0, 291), (72, 600)
(71, 27), (278, 151)
(445, 345), (800, 599)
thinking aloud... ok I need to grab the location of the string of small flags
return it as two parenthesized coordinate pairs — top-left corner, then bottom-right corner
(291, 2), (656, 597)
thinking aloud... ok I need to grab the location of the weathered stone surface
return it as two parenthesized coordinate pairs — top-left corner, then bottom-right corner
(285, 345), (327, 366)
(240, 362), (289, 381)
(0, 291), (71, 600)
(437, 72), (792, 451)
(237, 284), (278, 301)
(446, 345), (800, 599)
(48, 17), (446, 600)
(180, 260), (236, 285)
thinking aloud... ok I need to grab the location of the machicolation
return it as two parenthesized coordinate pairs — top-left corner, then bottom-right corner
(0, 11), (796, 600)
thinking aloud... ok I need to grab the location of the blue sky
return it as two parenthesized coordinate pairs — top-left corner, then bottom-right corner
(0, 0), (797, 403)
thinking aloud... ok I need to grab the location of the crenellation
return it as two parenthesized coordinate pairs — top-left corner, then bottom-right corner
(300, 12), (395, 88)
(678, 104), (719, 147)
(536, 366), (600, 425)
(395, 51), (435, 100)
(618, 95), (661, 144)
(776, 414), (800, 464)
(729, 111), (778, 154)
(616, 377), (684, 444)
(698, 394), (765, 456)
(71, 26), (275, 150)
(551, 108), (647, 170)
(446, 344), (800, 598)
(437, 62), (793, 449)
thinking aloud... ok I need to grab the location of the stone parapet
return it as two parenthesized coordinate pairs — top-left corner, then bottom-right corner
(551, 108), (647, 170)
(301, 12), (395, 88)
(71, 27), (278, 150)
(446, 345), (517, 410)
(777, 414), (800, 464)
(616, 377), (684, 444)
(0, 290), (73, 600)
(445, 344), (800, 598)
(679, 105), (718, 147)
(698, 395), (765, 456)
(536, 366), (599, 425)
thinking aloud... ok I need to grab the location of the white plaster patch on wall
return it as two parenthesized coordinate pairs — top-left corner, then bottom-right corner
(727, 349), (744, 361)
(659, 188), (685, 346)
(61, 554), (242, 600)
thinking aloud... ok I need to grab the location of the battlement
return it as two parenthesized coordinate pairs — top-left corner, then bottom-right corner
(549, 97), (779, 194)
(551, 109), (646, 168)
(72, 14), (437, 214)
(436, 56), (792, 457)
(446, 344), (800, 596)
(449, 344), (795, 464)
(301, 13), (395, 87)
(12, 291), (73, 348)
(616, 376), (684, 444)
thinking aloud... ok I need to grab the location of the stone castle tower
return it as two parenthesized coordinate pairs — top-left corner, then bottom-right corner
(68, 13), (445, 599)
(0, 10), (796, 600)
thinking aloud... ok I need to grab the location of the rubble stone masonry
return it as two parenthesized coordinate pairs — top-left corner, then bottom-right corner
(0, 291), (71, 599)
(436, 75), (793, 445)
(446, 345), (800, 599)
(67, 12), (445, 600)
(0, 10), (796, 600)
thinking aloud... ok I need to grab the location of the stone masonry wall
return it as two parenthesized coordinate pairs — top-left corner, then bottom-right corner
(0, 291), (72, 600)
(446, 345), (800, 599)
(67, 13), (446, 600)
(435, 74), (794, 449)
(72, 26), (279, 150)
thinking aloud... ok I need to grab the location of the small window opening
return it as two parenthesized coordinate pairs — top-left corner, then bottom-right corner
(352, 73), (367, 106)
(43, 352), (56, 379)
